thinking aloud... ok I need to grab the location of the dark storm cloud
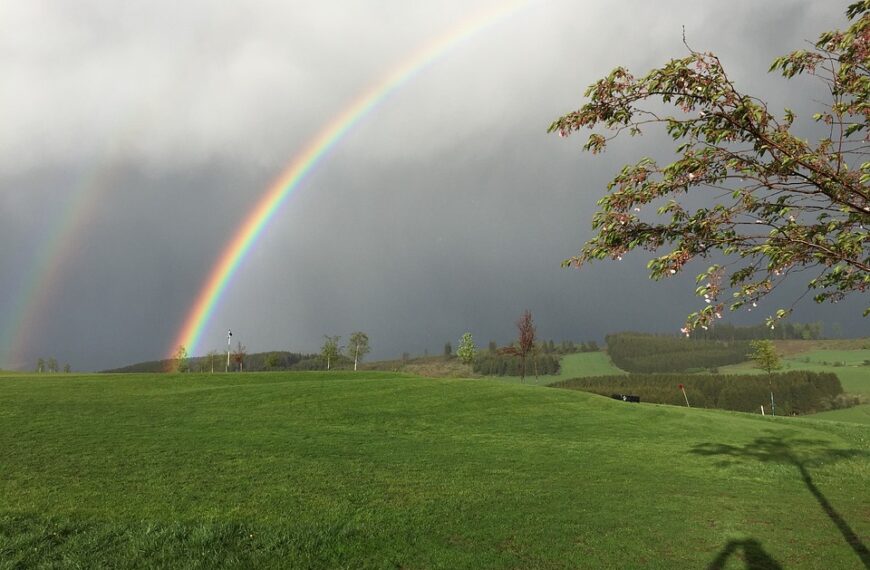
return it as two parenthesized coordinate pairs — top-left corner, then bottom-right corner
(1, 1), (863, 370)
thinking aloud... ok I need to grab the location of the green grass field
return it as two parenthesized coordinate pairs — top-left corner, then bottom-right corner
(1, 371), (868, 568)
(497, 352), (625, 386)
(810, 404), (870, 424)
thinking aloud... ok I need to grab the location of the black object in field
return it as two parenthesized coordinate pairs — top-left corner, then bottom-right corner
(611, 393), (640, 403)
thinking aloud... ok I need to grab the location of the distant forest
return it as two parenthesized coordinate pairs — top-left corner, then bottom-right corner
(691, 322), (822, 341)
(605, 323), (824, 374)
(605, 333), (751, 373)
(104, 351), (323, 374)
(551, 371), (850, 416)
(471, 339), (599, 376)
(472, 354), (560, 377)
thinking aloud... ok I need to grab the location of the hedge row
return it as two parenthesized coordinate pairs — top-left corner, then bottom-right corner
(550, 371), (844, 415)
(606, 333), (750, 373)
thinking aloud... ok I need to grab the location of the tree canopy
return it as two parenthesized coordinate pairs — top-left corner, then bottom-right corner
(457, 332), (477, 365)
(321, 335), (341, 370)
(348, 331), (371, 371)
(551, 1), (870, 333)
(750, 340), (782, 376)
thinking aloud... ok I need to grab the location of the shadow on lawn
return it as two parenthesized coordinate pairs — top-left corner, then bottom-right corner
(707, 538), (782, 570)
(692, 435), (869, 569)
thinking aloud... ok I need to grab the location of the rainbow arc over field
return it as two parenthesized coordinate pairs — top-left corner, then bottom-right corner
(2, 152), (129, 371)
(171, 1), (529, 358)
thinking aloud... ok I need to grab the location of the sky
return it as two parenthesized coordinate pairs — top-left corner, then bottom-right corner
(1, 0), (865, 371)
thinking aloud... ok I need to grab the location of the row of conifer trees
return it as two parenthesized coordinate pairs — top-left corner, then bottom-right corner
(605, 333), (751, 373)
(472, 353), (561, 377)
(551, 371), (845, 415)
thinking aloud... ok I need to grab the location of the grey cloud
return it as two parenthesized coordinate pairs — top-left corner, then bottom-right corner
(1, 0), (863, 370)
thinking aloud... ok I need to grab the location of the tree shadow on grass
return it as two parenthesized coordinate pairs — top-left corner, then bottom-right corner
(692, 434), (869, 569)
(707, 538), (782, 570)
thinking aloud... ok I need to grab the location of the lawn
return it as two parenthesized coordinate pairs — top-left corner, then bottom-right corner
(1, 371), (868, 568)
(810, 404), (870, 424)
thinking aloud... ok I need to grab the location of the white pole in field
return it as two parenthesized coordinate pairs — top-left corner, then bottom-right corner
(226, 329), (232, 373)
(761, 405), (765, 416)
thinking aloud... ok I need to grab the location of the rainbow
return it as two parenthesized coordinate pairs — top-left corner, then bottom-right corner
(1, 156), (128, 370)
(171, 1), (529, 358)
(2, 21), (215, 370)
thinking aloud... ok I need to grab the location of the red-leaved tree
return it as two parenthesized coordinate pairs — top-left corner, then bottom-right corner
(503, 310), (537, 381)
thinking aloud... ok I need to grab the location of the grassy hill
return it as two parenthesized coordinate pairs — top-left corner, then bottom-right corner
(1, 371), (867, 568)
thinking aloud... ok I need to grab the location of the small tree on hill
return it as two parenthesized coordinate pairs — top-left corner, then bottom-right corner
(172, 345), (189, 373)
(751, 339), (781, 415)
(551, 2), (870, 333)
(348, 331), (371, 371)
(457, 332), (477, 365)
(443, 342), (453, 358)
(36, 357), (44, 373)
(232, 341), (246, 372)
(503, 310), (537, 382)
(750, 340), (781, 376)
(321, 335), (341, 370)
(265, 352), (281, 370)
(47, 357), (58, 373)
(205, 349), (219, 373)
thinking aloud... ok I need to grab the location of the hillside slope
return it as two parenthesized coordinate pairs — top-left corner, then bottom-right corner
(1, 372), (867, 568)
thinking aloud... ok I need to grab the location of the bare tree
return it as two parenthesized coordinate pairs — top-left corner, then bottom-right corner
(232, 341), (247, 372)
(502, 310), (537, 382)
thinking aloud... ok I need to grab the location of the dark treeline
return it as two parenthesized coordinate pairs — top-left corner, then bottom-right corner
(539, 340), (599, 354)
(606, 333), (750, 373)
(104, 351), (322, 373)
(693, 322), (823, 341)
(473, 354), (561, 376)
(551, 371), (848, 415)
(482, 340), (599, 356)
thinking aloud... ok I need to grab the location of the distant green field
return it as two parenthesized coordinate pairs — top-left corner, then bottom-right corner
(790, 349), (870, 367)
(722, 350), (870, 394)
(1, 371), (868, 568)
(810, 404), (870, 424)
(497, 352), (625, 386)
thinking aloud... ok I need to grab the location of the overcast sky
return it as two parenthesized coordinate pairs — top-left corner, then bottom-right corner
(1, 0), (865, 371)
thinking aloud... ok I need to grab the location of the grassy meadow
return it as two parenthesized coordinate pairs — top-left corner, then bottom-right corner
(1, 371), (868, 568)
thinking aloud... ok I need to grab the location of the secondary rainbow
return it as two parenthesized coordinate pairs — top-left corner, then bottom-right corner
(1, 157), (128, 370)
(171, 1), (529, 358)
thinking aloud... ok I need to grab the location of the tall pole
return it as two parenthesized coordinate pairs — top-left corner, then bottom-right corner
(226, 329), (232, 373)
